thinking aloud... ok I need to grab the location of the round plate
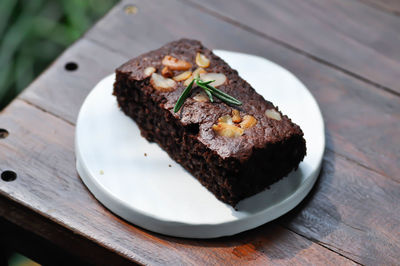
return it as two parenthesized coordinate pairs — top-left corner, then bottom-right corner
(75, 50), (325, 238)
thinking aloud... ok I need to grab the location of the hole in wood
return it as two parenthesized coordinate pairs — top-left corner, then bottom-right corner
(65, 62), (78, 71)
(0, 129), (8, 139)
(124, 5), (138, 14)
(1, 171), (17, 182)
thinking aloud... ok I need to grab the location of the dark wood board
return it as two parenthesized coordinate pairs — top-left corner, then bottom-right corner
(21, 0), (400, 179)
(0, 100), (355, 265)
(190, 0), (400, 95)
(280, 150), (400, 265)
(0, 0), (399, 264)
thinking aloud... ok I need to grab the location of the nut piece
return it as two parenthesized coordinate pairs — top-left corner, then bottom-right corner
(173, 70), (192, 81)
(144, 66), (156, 77)
(161, 66), (173, 78)
(183, 76), (194, 87)
(184, 68), (207, 86)
(195, 52), (210, 68)
(231, 109), (241, 123)
(212, 123), (244, 138)
(150, 73), (177, 92)
(199, 73), (226, 87)
(162, 55), (192, 71)
(265, 109), (281, 121)
(240, 115), (257, 129)
(193, 67), (207, 78)
(193, 91), (209, 102)
(218, 115), (233, 125)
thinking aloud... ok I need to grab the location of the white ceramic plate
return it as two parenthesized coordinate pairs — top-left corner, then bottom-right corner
(75, 50), (325, 238)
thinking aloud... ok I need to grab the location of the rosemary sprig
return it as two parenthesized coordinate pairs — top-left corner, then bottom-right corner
(173, 78), (195, 113)
(173, 76), (242, 113)
(204, 87), (214, 102)
(196, 78), (242, 105)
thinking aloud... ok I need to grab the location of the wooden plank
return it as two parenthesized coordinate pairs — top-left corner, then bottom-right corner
(21, 0), (400, 179)
(0, 99), (354, 265)
(189, 0), (400, 95)
(20, 39), (127, 124)
(0, 102), (137, 266)
(281, 150), (400, 265)
(360, 0), (400, 15)
(9, 0), (399, 264)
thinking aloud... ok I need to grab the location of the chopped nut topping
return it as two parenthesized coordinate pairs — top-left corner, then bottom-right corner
(162, 55), (192, 71)
(212, 110), (256, 137)
(192, 67), (207, 78)
(240, 115), (257, 129)
(150, 73), (176, 92)
(173, 70), (192, 81)
(212, 123), (244, 138)
(231, 109), (241, 123)
(199, 73), (226, 87)
(144, 66), (156, 77)
(265, 109), (281, 121)
(184, 68), (207, 86)
(183, 76), (194, 87)
(195, 52), (210, 68)
(161, 66), (173, 78)
(193, 91), (209, 102)
(218, 115), (233, 125)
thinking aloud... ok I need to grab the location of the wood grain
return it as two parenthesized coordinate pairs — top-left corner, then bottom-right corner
(281, 150), (400, 265)
(189, 0), (400, 95)
(0, 0), (399, 264)
(360, 0), (400, 14)
(21, 0), (400, 179)
(0, 99), (354, 265)
(20, 39), (126, 124)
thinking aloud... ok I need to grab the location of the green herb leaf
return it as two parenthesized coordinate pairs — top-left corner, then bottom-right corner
(173, 78), (195, 113)
(173, 76), (242, 113)
(204, 87), (214, 102)
(203, 83), (242, 105)
(196, 79), (214, 85)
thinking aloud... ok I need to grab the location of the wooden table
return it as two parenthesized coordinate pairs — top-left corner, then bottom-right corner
(1, 0), (399, 265)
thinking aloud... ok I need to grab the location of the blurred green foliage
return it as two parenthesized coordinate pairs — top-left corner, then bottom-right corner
(0, 0), (118, 109)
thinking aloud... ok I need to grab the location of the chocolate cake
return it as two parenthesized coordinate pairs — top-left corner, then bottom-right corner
(113, 39), (306, 206)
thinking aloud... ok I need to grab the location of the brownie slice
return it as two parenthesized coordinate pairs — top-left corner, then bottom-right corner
(113, 39), (306, 206)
